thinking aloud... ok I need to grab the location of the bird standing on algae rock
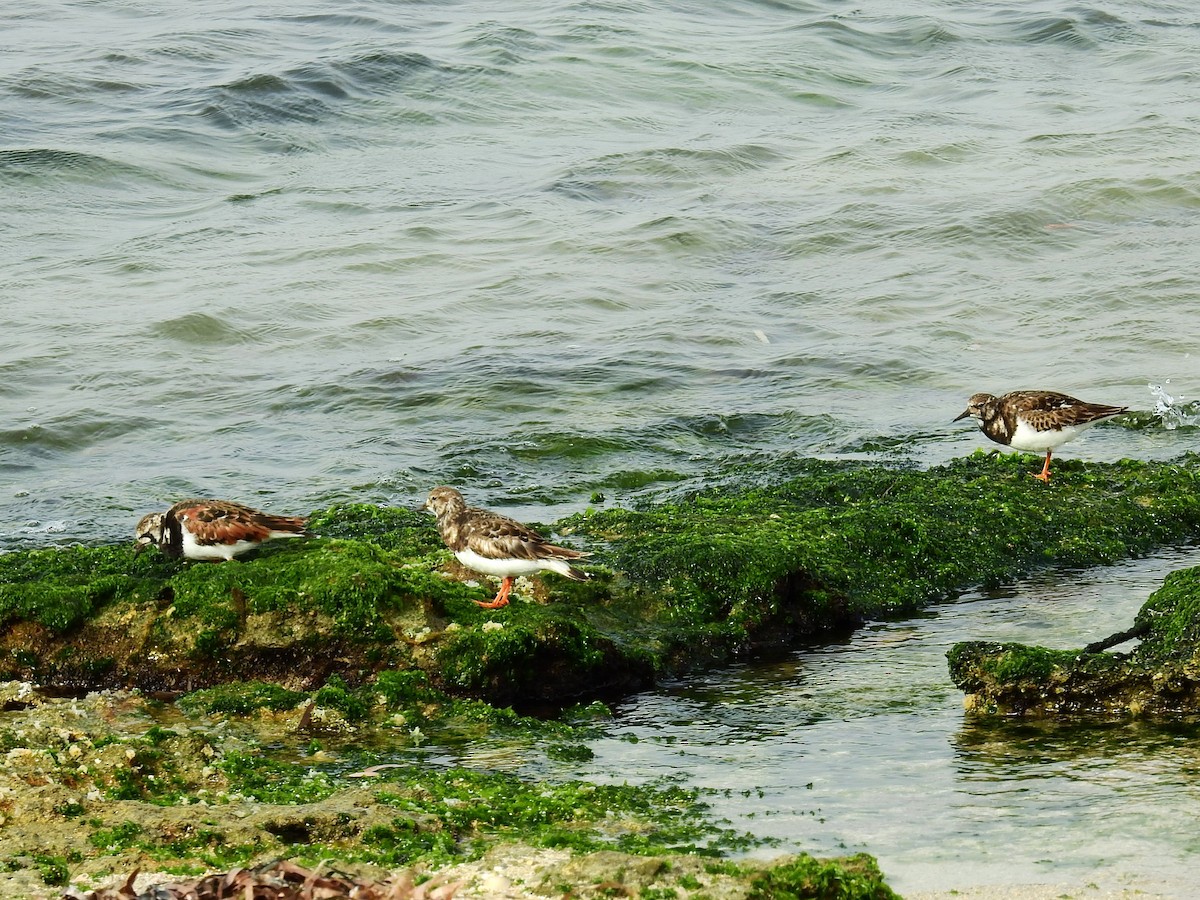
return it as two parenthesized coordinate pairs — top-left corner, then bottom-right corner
(955, 389), (1127, 483)
(424, 486), (589, 609)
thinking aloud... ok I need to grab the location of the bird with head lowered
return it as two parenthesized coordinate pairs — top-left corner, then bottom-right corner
(135, 499), (309, 561)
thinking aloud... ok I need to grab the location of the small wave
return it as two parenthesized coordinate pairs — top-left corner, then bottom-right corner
(149, 312), (253, 346)
(798, 14), (963, 60)
(1014, 16), (1100, 47)
(1148, 381), (1200, 430)
(548, 144), (782, 201)
(506, 432), (638, 462)
(198, 50), (436, 129)
(461, 24), (551, 62)
(979, 7), (1132, 48)
(0, 413), (158, 453)
(669, 412), (803, 441)
(8, 68), (141, 103)
(0, 147), (150, 182)
(273, 13), (408, 34)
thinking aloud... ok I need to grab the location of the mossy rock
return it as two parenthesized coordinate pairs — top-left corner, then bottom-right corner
(0, 532), (442, 692)
(1134, 566), (1200, 662)
(530, 848), (898, 899)
(571, 453), (1200, 628)
(6, 455), (1200, 704)
(948, 565), (1200, 717)
(747, 852), (900, 900)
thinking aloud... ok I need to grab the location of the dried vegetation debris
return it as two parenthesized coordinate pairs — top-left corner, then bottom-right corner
(64, 861), (461, 900)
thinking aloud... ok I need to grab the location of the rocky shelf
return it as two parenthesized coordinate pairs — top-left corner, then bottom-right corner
(3, 451), (1200, 896)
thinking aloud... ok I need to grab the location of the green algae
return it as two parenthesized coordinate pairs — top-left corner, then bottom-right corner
(0, 680), (917, 896)
(573, 453), (1200, 627)
(947, 643), (1087, 688)
(7, 454), (1200, 706)
(1, 673), (780, 891)
(179, 681), (308, 716)
(371, 768), (748, 860)
(8, 453), (1200, 715)
(0, 544), (167, 633)
(0, 534), (452, 690)
(88, 816), (268, 872)
(425, 453), (1200, 704)
(312, 674), (371, 721)
(176, 667), (605, 741)
(1134, 566), (1200, 662)
(746, 852), (899, 900)
(433, 611), (627, 700)
(306, 503), (442, 557)
(166, 539), (426, 640)
(531, 848), (896, 900)
(20, 718), (768, 881)
(215, 756), (762, 868)
(219, 751), (340, 805)
(29, 853), (75, 887)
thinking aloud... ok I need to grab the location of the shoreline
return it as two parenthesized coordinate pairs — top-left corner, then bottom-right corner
(5, 458), (1200, 897)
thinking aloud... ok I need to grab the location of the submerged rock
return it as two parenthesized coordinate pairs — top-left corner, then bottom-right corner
(0, 685), (893, 898)
(948, 565), (1200, 718)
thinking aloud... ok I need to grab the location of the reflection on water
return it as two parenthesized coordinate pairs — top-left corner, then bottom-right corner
(568, 548), (1200, 894)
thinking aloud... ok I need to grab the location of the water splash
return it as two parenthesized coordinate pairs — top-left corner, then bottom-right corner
(1148, 381), (1200, 429)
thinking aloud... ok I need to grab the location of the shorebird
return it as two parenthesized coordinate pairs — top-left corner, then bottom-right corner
(424, 486), (589, 609)
(135, 499), (308, 561)
(954, 390), (1127, 483)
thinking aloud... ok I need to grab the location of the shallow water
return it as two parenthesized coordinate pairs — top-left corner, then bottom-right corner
(4, 0), (1200, 547)
(551, 547), (1200, 894)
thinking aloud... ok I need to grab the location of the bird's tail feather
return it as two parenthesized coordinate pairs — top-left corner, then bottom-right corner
(543, 558), (590, 581)
(262, 514), (309, 537)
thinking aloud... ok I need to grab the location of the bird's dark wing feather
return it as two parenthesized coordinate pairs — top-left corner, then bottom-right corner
(1011, 391), (1127, 430)
(463, 508), (588, 562)
(169, 499), (305, 545)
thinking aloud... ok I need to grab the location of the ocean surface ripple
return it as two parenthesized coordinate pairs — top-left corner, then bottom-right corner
(2, 0), (1198, 545)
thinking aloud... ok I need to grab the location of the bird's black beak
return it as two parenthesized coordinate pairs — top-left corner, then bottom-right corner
(952, 409), (971, 422)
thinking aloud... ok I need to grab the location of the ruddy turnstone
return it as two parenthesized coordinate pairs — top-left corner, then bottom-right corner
(135, 499), (308, 561)
(424, 486), (589, 609)
(954, 390), (1128, 483)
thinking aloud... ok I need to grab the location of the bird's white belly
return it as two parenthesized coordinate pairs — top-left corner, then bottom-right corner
(455, 548), (548, 578)
(1007, 419), (1094, 453)
(181, 530), (254, 561)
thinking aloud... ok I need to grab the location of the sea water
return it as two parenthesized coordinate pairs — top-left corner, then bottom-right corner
(3, 0), (1199, 545)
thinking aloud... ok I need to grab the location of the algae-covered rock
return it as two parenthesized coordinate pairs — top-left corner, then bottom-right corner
(0, 536), (443, 694)
(948, 565), (1200, 717)
(525, 848), (898, 899)
(746, 852), (900, 900)
(9, 453), (1198, 895)
(6, 454), (1200, 705)
(3, 686), (900, 898)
